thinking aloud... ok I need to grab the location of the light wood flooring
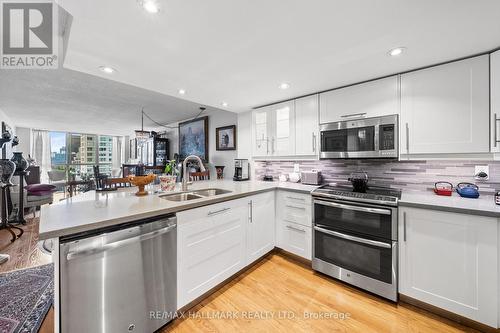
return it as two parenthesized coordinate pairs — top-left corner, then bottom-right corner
(0, 218), (485, 333)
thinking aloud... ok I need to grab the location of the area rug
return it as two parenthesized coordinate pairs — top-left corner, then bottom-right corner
(0, 264), (54, 333)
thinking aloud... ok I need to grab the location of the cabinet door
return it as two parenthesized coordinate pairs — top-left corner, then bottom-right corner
(399, 207), (498, 327)
(400, 55), (489, 155)
(177, 199), (247, 308)
(252, 106), (271, 156)
(276, 221), (312, 260)
(269, 101), (295, 156)
(247, 192), (275, 264)
(492, 51), (500, 153)
(295, 95), (319, 156)
(319, 76), (399, 124)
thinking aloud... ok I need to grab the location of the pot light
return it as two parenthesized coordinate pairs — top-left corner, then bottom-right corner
(279, 82), (290, 90)
(141, 0), (160, 13)
(221, 102), (228, 107)
(388, 47), (406, 57)
(178, 89), (186, 95)
(99, 66), (116, 74)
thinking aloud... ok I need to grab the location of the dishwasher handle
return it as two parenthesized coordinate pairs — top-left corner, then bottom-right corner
(66, 224), (176, 261)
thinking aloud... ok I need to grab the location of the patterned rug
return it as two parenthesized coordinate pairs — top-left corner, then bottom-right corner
(0, 264), (54, 333)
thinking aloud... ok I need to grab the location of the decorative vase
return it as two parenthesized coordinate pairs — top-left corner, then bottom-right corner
(0, 159), (16, 187)
(10, 152), (28, 172)
(215, 166), (225, 180)
(159, 175), (177, 191)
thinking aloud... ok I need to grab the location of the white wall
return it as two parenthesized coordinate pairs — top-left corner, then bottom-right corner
(164, 109), (238, 179)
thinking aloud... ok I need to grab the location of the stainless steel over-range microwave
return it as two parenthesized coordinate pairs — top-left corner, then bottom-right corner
(319, 114), (398, 159)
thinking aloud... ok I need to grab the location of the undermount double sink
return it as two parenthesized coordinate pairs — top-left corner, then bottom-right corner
(160, 188), (232, 202)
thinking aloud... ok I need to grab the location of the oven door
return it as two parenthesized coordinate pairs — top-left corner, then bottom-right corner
(314, 199), (397, 240)
(312, 226), (397, 300)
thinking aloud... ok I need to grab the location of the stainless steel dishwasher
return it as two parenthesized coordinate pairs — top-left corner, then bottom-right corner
(59, 214), (177, 333)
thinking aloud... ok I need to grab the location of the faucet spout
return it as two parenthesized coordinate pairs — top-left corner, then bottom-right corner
(181, 155), (206, 191)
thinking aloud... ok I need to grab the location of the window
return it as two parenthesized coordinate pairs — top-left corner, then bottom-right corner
(49, 132), (117, 181)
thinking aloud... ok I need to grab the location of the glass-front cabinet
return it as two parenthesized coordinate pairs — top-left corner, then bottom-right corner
(252, 101), (295, 157)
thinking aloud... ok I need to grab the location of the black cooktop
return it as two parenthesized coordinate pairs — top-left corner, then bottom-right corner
(312, 184), (401, 206)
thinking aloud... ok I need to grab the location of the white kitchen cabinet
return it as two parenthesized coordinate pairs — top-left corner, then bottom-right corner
(246, 191), (276, 264)
(177, 198), (248, 308)
(252, 106), (271, 156)
(275, 190), (312, 260)
(491, 51), (500, 153)
(319, 76), (399, 124)
(398, 207), (498, 327)
(276, 220), (312, 260)
(252, 101), (295, 157)
(294, 95), (319, 156)
(400, 55), (490, 155)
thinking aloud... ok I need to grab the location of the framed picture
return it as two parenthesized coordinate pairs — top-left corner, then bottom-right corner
(216, 125), (236, 151)
(178, 116), (209, 161)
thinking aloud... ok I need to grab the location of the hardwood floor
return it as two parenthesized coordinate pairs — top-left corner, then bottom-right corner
(0, 217), (51, 274)
(0, 221), (484, 333)
(162, 253), (480, 333)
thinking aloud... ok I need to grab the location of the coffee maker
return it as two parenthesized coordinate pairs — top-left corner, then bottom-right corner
(233, 159), (249, 181)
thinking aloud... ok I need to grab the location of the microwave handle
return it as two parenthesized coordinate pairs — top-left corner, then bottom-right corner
(314, 199), (392, 215)
(314, 226), (392, 249)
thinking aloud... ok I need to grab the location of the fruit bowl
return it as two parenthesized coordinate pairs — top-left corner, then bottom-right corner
(128, 174), (156, 196)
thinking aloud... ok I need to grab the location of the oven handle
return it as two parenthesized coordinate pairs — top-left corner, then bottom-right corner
(314, 200), (392, 215)
(314, 226), (392, 249)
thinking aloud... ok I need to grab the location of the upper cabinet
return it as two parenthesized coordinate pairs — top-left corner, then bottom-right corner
(252, 96), (319, 158)
(400, 55), (490, 155)
(319, 76), (399, 124)
(491, 51), (500, 153)
(294, 95), (319, 156)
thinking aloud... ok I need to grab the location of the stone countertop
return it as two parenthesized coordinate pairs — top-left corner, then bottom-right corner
(400, 191), (500, 218)
(39, 180), (318, 240)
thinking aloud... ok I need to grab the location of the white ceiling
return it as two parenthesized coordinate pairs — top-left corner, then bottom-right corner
(60, 0), (500, 112)
(0, 68), (225, 135)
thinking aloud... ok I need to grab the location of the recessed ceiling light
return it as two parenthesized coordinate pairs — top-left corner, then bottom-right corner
(178, 89), (186, 95)
(279, 82), (290, 90)
(221, 102), (228, 107)
(388, 47), (406, 57)
(99, 66), (116, 74)
(140, 0), (160, 13)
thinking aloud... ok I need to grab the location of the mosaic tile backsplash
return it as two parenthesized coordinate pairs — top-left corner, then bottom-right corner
(255, 160), (500, 195)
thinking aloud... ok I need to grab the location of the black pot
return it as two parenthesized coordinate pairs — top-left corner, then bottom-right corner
(348, 171), (369, 192)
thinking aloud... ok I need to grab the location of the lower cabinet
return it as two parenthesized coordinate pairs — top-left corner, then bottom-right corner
(276, 190), (312, 260)
(177, 192), (276, 308)
(246, 191), (276, 265)
(398, 207), (498, 327)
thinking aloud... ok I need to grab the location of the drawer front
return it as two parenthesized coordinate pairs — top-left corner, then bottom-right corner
(277, 220), (312, 260)
(176, 197), (246, 224)
(277, 190), (312, 227)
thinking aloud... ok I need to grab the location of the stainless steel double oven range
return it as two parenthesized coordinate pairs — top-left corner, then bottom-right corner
(311, 185), (401, 301)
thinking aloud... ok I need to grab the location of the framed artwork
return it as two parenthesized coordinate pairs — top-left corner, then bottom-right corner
(216, 125), (236, 151)
(178, 116), (209, 161)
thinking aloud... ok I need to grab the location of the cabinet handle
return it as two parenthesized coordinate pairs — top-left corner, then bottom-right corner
(249, 200), (253, 223)
(341, 112), (367, 119)
(286, 225), (306, 233)
(312, 132), (315, 152)
(271, 137), (275, 154)
(266, 139), (269, 155)
(286, 196), (305, 201)
(405, 123), (409, 154)
(403, 212), (407, 242)
(495, 114), (500, 147)
(208, 207), (230, 216)
(286, 205), (306, 210)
